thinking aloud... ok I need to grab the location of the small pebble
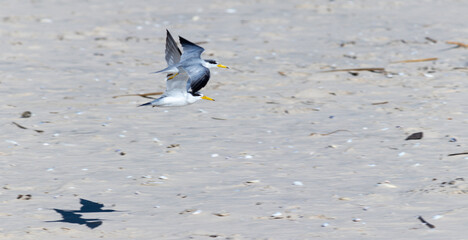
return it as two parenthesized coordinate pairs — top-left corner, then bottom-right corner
(213, 212), (230, 217)
(321, 222), (329, 227)
(432, 215), (443, 220)
(352, 218), (361, 222)
(245, 155), (253, 159)
(211, 153), (219, 157)
(406, 132), (423, 140)
(21, 111), (32, 118)
(398, 152), (406, 157)
(424, 73), (434, 78)
(225, 8), (237, 13)
(158, 176), (168, 180)
(449, 138), (457, 142)
(192, 209), (202, 215)
(5, 140), (19, 145)
(40, 18), (53, 23)
(377, 181), (397, 188)
(293, 181), (304, 186)
(245, 179), (260, 184)
(271, 212), (282, 217)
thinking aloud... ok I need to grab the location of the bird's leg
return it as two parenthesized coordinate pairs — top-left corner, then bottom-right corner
(167, 73), (179, 80)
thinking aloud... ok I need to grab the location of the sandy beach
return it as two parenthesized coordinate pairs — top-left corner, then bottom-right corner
(1, 0), (468, 239)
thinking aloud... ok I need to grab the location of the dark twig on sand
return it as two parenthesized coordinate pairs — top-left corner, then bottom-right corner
(310, 129), (355, 137)
(112, 92), (164, 99)
(12, 122), (44, 133)
(418, 216), (435, 229)
(371, 101), (389, 105)
(447, 152), (468, 157)
(321, 68), (386, 73)
(390, 58), (438, 63)
(446, 41), (468, 48)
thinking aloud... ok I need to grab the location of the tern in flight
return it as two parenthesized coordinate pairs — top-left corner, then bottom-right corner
(139, 67), (214, 107)
(154, 30), (228, 95)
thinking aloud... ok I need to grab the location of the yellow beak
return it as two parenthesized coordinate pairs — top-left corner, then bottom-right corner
(217, 64), (229, 69)
(201, 96), (215, 101)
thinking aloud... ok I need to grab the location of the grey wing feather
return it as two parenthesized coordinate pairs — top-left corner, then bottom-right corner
(185, 64), (210, 93)
(165, 30), (181, 66)
(179, 36), (205, 62)
(165, 68), (190, 95)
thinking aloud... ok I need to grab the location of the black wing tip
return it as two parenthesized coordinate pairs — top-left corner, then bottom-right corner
(179, 36), (205, 52)
(179, 36), (200, 47)
(179, 36), (191, 44)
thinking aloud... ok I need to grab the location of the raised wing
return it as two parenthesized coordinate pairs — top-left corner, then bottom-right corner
(165, 30), (181, 66)
(179, 36), (205, 62)
(165, 67), (190, 95)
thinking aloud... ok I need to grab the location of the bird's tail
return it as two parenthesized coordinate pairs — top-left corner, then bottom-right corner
(138, 102), (152, 107)
(151, 66), (178, 74)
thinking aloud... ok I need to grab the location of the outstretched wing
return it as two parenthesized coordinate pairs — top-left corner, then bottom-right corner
(79, 198), (104, 212)
(165, 30), (181, 66)
(185, 64), (210, 93)
(179, 36), (205, 62)
(165, 67), (190, 95)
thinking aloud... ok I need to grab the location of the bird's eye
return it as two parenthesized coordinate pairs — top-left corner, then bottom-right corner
(206, 60), (217, 64)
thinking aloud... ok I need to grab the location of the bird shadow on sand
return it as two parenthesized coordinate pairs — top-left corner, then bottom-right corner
(47, 198), (119, 229)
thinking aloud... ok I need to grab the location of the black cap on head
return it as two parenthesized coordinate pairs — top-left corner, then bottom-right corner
(204, 59), (218, 64)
